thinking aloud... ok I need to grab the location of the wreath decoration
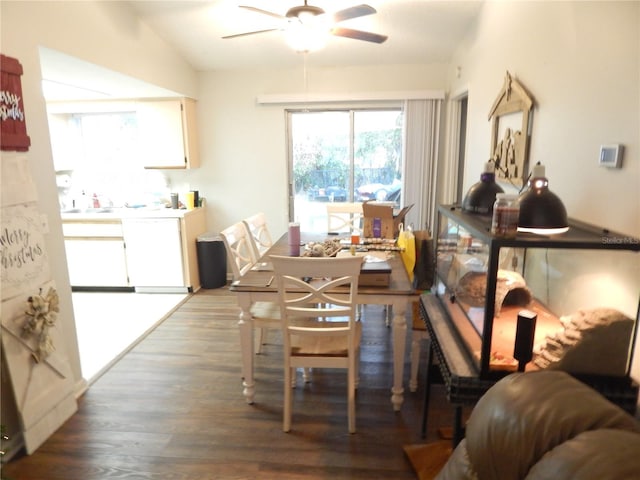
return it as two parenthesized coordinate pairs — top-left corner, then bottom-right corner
(22, 287), (59, 363)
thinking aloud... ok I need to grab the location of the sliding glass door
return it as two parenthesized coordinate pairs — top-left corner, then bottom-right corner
(287, 108), (403, 233)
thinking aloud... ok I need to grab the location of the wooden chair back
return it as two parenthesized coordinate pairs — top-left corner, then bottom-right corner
(243, 212), (273, 259)
(326, 202), (363, 234)
(270, 254), (363, 433)
(219, 222), (258, 280)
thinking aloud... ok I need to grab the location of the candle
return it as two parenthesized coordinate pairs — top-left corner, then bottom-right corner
(288, 222), (300, 256)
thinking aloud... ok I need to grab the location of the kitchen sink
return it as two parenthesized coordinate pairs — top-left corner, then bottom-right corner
(62, 208), (116, 214)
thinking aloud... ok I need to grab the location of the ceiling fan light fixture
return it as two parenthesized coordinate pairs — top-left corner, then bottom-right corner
(226, 2), (386, 49)
(285, 20), (329, 53)
(285, 3), (324, 19)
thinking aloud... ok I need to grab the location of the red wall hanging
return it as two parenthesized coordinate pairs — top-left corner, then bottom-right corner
(1, 54), (31, 152)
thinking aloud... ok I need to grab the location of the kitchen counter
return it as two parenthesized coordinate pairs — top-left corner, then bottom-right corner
(61, 207), (208, 292)
(60, 207), (204, 221)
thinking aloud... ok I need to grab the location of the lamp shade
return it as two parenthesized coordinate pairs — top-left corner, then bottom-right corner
(462, 162), (504, 214)
(517, 163), (569, 235)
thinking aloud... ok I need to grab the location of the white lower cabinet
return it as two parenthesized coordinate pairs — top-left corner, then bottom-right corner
(62, 220), (129, 288)
(63, 209), (206, 292)
(65, 238), (129, 287)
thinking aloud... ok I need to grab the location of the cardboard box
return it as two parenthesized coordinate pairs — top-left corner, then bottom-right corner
(336, 250), (392, 286)
(362, 201), (413, 239)
(359, 260), (391, 287)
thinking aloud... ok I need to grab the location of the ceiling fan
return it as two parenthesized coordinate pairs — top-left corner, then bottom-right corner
(222, 1), (388, 50)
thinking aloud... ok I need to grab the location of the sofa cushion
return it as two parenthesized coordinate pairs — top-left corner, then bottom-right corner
(525, 429), (640, 480)
(433, 438), (477, 480)
(464, 371), (640, 480)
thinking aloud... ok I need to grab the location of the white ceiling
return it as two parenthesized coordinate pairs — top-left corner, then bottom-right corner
(41, 1), (482, 101)
(126, 0), (483, 71)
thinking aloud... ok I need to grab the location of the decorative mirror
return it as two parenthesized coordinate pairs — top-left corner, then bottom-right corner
(488, 71), (534, 187)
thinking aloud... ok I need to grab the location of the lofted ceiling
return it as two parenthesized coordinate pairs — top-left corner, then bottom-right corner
(41, 1), (482, 101)
(126, 0), (483, 71)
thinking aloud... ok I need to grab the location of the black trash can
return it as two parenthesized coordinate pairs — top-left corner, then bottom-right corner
(196, 233), (227, 289)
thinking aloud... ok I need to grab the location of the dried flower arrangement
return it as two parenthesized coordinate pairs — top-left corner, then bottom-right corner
(22, 287), (59, 363)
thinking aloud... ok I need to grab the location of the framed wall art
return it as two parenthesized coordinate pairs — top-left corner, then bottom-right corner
(488, 71), (534, 188)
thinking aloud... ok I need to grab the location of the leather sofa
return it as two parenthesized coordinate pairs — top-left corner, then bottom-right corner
(436, 371), (640, 480)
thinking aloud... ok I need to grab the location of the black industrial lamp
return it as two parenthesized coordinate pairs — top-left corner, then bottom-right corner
(517, 162), (569, 235)
(462, 161), (504, 214)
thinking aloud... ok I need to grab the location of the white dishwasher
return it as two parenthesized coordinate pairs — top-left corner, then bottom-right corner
(121, 217), (186, 293)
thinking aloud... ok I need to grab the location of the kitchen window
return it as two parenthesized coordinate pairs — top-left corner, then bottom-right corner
(49, 104), (174, 211)
(287, 108), (404, 233)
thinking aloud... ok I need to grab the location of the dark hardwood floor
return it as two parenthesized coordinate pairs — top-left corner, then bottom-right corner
(2, 287), (456, 480)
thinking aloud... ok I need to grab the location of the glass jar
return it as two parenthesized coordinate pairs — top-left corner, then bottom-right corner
(491, 193), (519, 238)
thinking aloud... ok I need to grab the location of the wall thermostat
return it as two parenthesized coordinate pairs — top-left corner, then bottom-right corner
(599, 144), (623, 168)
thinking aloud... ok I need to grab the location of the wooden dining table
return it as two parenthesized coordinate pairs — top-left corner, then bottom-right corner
(229, 231), (417, 411)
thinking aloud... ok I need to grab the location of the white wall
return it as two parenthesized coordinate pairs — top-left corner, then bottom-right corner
(449, 1), (639, 237)
(0, 0), (197, 440)
(165, 63), (450, 238)
(446, 0), (640, 396)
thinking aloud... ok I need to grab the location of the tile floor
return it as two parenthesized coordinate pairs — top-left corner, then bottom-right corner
(73, 291), (189, 382)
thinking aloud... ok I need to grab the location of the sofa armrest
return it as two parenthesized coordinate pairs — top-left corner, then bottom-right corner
(438, 371), (640, 480)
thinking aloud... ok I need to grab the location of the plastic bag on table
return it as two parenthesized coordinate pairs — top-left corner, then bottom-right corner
(397, 223), (416, 282)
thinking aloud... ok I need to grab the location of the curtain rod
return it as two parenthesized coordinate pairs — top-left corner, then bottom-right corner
(256, 90), (445, 105)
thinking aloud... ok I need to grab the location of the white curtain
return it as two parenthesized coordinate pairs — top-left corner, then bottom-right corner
(402, 99), (442, 234)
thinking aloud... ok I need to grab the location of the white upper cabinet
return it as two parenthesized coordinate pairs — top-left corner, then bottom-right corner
(136, 98), (199, 169)
(46, 98), (199, 171)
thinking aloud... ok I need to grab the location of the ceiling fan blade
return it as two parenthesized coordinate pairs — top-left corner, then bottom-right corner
(239, 5), (286, 20)
(331, 27), (388, 44)
(222, 28), (281, 40)
(329, 4), (376, 23)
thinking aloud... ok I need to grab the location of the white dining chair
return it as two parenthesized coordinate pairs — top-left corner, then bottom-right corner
(220, 222), (279, 354)
(243, 212), (273, 259)
(326, 202), (393, 323)
(219, 221), (259, 279)
(326, 202), (363, 235)
(270, 254), (363, 434)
